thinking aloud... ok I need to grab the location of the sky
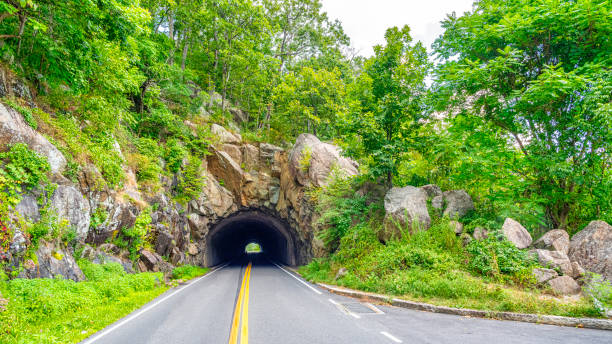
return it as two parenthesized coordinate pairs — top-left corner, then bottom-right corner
(321, 0), (475, 56)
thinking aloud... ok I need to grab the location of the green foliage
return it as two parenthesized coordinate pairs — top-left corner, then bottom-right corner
(90, 207), (109, 230)
(298, 145), (312, 172)
(116, 207), (153, 261)
(0, 260), (166, 343)
(164, 139), (188, 174)
(175, 155), (205, 204)
(245, 242), (262, 253)
(583, 273), (612, 316)
(466, 235), (537, 284)
(171, 265), (209, 281)
(0, 143), (50, 189)
(433, 0), (612, 229)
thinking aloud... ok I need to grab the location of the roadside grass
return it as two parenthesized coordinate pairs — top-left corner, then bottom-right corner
(299, 219), (601, 319)
(0, 261), (208, 343)
(171, 265), (209, 281)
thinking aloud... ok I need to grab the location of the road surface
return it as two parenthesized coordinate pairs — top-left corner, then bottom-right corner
(82, 253), (612, 344)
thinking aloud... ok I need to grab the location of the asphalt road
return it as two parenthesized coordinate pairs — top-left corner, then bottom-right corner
(82, 253), (612, 344)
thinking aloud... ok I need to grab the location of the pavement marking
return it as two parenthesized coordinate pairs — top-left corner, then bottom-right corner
(82, 262), (230, 344)
(328, 299), (361, 319)
(273, 262), (322, 295)
(229, 262), (251, 344)
(380, 331), (403, 343)
(365, 302), (384, 314)
(241, 263), (251, 344)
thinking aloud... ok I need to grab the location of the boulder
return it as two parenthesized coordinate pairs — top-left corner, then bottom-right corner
(431, 195), (444, 211)
(420, 184), (442, 199)
(450, 220), (463, 234)
(547, 276), (581, 295)
(530, 249), (573, 275)
(18, 240), (85, 281)
(460, 233), (473, 246)
(288, 134), (358, 188)
(473, 227), (488, 241)
(381, 186), (431, 241)
(570, 261), (586, 279)
(502, 218), (532, 249)
(138, 249), (172, 273)
(155, 229), (175, 257)
(532, 268), (558, 284)
(0, 103), (67, 174)
(568, 220), (612, 281)
(534, 229), (570, 255)
(211, 124), (240, 144)
(334, 267), (348, 280)
(15, 194), (40, 223)
(50, 185), (91, 240)
(442, 190), (474, 219)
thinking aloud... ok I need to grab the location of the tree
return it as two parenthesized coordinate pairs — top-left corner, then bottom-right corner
(343, 25), (429, 187)
(433, 0), (612, 229)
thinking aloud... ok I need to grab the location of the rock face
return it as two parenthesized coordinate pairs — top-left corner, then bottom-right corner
(50, 185), (91, 240)
(548, 276), (581, 295)
(0, 102), (67, 174)
(211, 123), (240, 144)
(502, 218), (533, 249)
(15, 194), (41, 222)
(530, 249), (573, 275)
(534, 229), (570, 254)
(381, 186), (431, 241)
(569, 220), (612, 281)
(288, 134), (358, 188)
(19, 241), (85, 281)
(533, 268), (558, 284)
(442, 190), (474, 219)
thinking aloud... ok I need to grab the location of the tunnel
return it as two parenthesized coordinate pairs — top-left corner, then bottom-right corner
(204, 210), (298, 267)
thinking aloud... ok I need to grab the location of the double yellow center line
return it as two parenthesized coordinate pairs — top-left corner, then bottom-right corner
(229, 262), (251, 344)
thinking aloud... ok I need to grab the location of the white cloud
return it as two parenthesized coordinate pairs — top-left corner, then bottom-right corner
(321, 0), (474, 56)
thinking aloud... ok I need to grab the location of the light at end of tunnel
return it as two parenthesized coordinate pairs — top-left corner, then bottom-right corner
(245, 242), (262, 254)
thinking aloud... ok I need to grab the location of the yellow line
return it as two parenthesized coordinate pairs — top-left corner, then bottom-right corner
(240, 262), (251, 344)
(229, 263), (249, 344)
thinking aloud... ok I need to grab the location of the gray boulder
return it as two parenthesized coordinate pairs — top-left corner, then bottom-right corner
(19, 240), (85, 281)
(381, 186), (431, 241)
(533, 268), (558, 284)
(450, 220), (464, 234)
(431, 195), (444, 211)
(548, 276), (581, 295)
(288, 134), (358, 188)
(534, 229), (570, 255)
(502, 218), (533, 249)
(0, 102), (67, 174)
(568, 220), (612, 281)
(420, 184), (442, 199)
(50, 185), (91, 240)
(211, 124), (240, 144)
(530, 249), (573, 275)
(442, 190), (474, 219)
(473, 227), (488, 241)
(15, 194), (40, 223)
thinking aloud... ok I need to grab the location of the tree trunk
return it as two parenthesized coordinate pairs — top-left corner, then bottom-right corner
(181, 40), (189, 71)
(167, 10), (175, 65)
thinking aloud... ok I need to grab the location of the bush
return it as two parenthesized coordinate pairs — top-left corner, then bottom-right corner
(466, 235), (537, 284)
(175, 155), (205, 203)
(0, 143), (50, 189)
(115, 207), (152, 261)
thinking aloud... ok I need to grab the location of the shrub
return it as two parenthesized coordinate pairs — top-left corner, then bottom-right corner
(466, 235), (537, 284)
(0, 143), (50, 189)
(175, 155), (205, 203)
(584, 273), (612, 316)
(116, 207), (152, 261)
(164, 138), (188, 173)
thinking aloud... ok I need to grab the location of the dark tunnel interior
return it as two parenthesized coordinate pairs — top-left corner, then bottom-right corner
(205, 210), (297, 267)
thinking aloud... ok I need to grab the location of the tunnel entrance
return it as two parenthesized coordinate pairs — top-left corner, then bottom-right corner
(205, 210), (298, 267)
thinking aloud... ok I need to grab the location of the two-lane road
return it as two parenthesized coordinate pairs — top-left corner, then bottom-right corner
(82, 254), (612, 344)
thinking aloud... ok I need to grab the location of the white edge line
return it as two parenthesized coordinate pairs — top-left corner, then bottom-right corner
(82, 262), (229, 344)
(328, 298), (361, 319)
(366, 302), (384, 314)
(328, 298), (340, 306)
(349, 312), (361, 319)
(273, 262), (322, 295)
(381, 331), (403, 343)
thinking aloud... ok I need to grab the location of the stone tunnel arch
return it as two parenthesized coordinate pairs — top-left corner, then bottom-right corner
(204, 208), (299, 267)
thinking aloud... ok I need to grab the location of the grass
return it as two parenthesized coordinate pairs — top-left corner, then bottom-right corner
(171, 265), (209, 281)
(299, 218), (602, 319)
(0, 260), (205, 344)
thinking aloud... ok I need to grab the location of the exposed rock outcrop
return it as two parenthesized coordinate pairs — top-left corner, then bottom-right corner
(569, 220), (612, 281)
(529, 249), (573, 276)
(19, 240), (85, 281)
(50, 185), (91, 240)
(0, 103), (66, 174)
(288, 133), (358, 188)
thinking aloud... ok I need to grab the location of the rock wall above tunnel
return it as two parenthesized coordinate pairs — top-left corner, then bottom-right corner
(186, 130), (359, 266)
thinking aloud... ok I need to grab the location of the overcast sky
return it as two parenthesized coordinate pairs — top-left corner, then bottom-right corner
(321, 0), (475, 56)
